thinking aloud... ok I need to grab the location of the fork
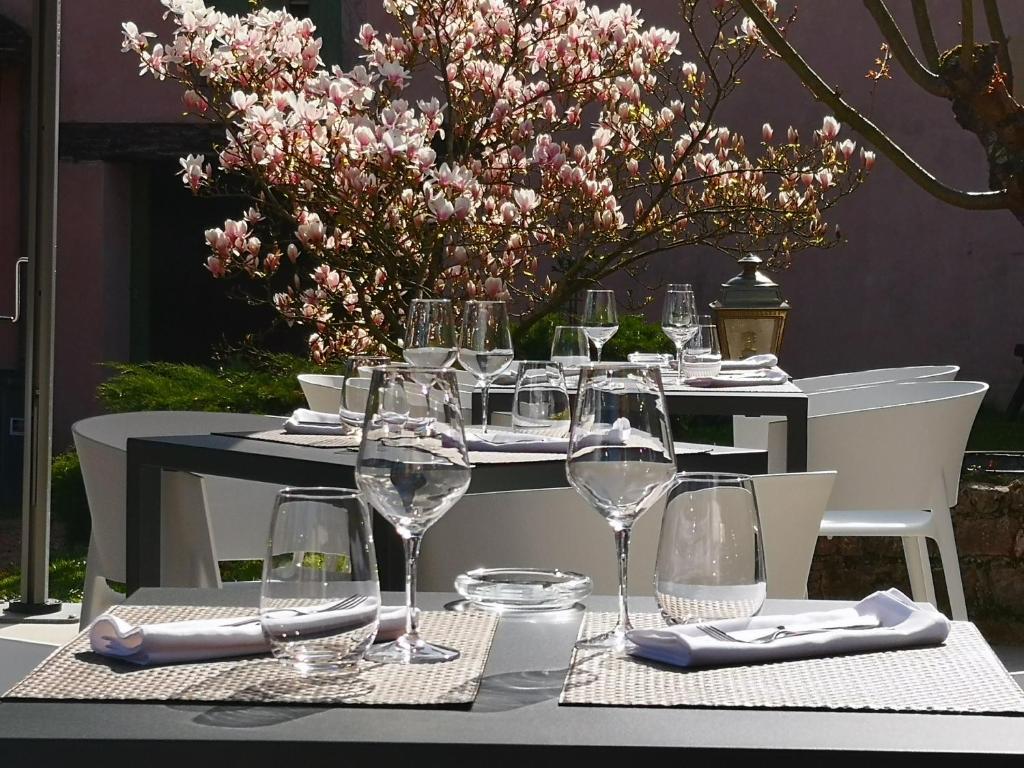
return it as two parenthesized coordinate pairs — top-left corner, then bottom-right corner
(227, 594), (369, 626)
(697, 621), (880, 644)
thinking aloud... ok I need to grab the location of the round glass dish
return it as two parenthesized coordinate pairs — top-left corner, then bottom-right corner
(454, 567), (592, 612)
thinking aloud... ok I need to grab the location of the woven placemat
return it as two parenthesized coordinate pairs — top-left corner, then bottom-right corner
(4, 605), (497, 707)
(559, 612), (1024, 715)
(232, 429), (362, 449)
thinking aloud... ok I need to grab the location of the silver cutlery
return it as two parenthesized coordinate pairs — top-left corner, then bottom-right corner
(227, 594), (369, 626)
(697, 621), (880, 644)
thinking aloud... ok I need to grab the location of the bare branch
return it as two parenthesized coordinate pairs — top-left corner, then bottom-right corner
(983, 0), (1014, 82)
(736, 0), (1009, 211)
(863, 0), (947, 97)
(961, 0), (974, 69)
(911, 1), (941, 70)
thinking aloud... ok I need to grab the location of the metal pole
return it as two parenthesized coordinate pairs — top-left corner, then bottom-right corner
(9, 0), (60, 615)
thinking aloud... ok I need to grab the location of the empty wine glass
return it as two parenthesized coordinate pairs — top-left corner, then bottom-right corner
(260, 488), (380, 674)
(356, 366), (471, 664)
(511, 361), (571, 437)
(567, 364), (676, 650)
(655, 473), (766, 623)
(404, 298), (457, 368)
(661, 286), (698, 382)
(458, 300), (514, 433)
(682, 316), (722, 379)
(549, 325), (590, 369)
(581, 290), (619, 362)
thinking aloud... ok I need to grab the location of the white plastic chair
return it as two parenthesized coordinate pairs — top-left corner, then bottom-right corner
(344, 374), (475, 416)
(297, 374), (346, 413)
(418, 472), (836, 600)
(803, 381), (987, 620)
(73, 411), (285, 626)
(734, 365), (961, 473)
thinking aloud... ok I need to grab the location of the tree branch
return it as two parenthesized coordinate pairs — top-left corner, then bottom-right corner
(911, 0), (941, 70)
(982, 0), (1014, 83)
(961, 0), (974, 69)
(863, 0), (947, 97)
(736, 0), (1009, 211)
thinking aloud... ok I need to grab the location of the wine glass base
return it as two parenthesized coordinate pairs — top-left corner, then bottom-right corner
(575, 627), (635, 653)
(364, 635), (461, 664)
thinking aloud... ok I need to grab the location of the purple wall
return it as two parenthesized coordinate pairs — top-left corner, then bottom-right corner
(0, 0), (1020, 444)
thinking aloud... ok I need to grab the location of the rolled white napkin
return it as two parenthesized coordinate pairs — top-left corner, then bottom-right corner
(284, 407), (362, 435)
(627, 589), (950, 669)
(89, 603), (411, 666)
(685, 369), (789, 388)
(720, 354), (778, 371)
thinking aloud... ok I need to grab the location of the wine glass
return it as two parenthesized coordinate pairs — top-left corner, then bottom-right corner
(355, 365), (471, 664)
(655, 472), (766, 623)
(260, 487), (380, 674)
(682, 315), (722, 379)
(566, 364), (676, 650)
(549, 325), (590, 369)
(661, 286), (698, 382)
(511, 361), (571, 437)
(458, 300), (514, 433)
(404, 298), (457, 368)
(581, 290), (619, 362)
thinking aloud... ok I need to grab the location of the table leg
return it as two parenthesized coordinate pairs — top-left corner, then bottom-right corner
(785, 399), (809, 472)
(126, 450), (162, 595)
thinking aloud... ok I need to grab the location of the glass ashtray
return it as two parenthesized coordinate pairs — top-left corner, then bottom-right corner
(454, 567), (592, 612)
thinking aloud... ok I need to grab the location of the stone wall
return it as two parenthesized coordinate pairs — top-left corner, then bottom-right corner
(808, 477), (1024, 643)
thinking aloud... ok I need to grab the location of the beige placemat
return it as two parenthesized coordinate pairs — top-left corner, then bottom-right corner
(4, 605), (497, 707)
(559, 612), (1024, 715)
(234, 429), (362, 449)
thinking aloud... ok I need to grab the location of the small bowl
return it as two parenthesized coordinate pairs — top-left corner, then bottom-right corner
(454, 567), (592, 612)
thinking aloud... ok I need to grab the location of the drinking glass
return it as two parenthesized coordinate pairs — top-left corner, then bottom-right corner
(403, 298), (457, 368)
(549, 325), (590, 369)
(355, 365), (471, 663)
(661, 286), (698, 382)
(566, 364), (676, 650)
(655, 472), (766, 623)
(581, 290), (619, 362)
(260, 487), (380, 674)
(511, 361), (571, 437)
(458, 300), (514, 433)
(682, 316), (722, 378)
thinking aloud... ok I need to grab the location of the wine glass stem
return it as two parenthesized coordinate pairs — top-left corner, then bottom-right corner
(677, 346), (684, 382)
(614, 526), (633, 634)
(481, 379), (490, 433)
(594, 343), (603, 363)
(403, 535), (422, 642)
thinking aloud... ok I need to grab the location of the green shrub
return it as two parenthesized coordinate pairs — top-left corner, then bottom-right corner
(515, 313), (672, 361)
(51, 450), (90, 548)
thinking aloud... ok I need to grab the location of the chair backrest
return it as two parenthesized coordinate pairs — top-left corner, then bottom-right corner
(72, 411), (285, 579)
(808, 381), (988, 511)
(298, 374), (345, 414)
(345, 374), (475, 413)
(750, 472), (836, 598)
(797, 365), (959, 394)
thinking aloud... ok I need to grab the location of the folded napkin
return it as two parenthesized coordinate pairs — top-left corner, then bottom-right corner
(627, 353), (673, 367)
(284, 407), (363, 435)
(685, 369), (788, 388)
(627, 589), (950, 669)
(720, 354), (778, 371)
(89, 603), (410, 666)
(466, 428), (568, 453)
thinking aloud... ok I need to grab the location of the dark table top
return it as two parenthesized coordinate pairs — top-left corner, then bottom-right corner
(1, 588), (1022, 763)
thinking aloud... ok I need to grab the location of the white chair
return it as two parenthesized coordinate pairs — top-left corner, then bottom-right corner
(297, 373), (346, 413)
(344, 375), (476, 416)
(735, 365), (961, 473)
(73, 411), (286, 626)
(803, 381), (987, 620)
(418, 472), (837, 600)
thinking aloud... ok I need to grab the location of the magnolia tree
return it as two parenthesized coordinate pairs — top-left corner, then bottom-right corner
(124, 0), (869, 361)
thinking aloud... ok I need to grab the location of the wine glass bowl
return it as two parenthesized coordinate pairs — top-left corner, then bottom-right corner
(655, 472), (766, 624)
(549, 325), (590, 370)
(356, 365), (471, 663)
(581, 290), (619, 363)
(404, 298), (457, 368)
(566, 363), (676, 650)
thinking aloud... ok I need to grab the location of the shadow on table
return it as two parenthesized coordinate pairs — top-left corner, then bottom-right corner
(473, 667), (595, 713)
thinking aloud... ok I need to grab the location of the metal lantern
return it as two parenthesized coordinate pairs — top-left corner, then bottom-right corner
(710, 255), (790, 360)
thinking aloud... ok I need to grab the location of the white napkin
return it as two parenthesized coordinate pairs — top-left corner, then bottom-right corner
(89, 603), (410, 666)
(685, 369), (788, 388)
(720, 354), (778, 371)
(284, 407), (362, 435)
(626, 589), (950, 669)
(466, 428), (568, 453)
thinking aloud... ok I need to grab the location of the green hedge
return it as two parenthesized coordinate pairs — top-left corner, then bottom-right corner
(515, 314), (673, 361)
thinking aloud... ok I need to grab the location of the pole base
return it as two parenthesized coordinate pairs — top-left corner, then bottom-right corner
(3, 599), (63, 617)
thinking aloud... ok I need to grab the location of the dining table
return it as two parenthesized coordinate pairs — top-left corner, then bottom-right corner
(124, 424), (767, 594)
(1, 586), (1022, 763)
